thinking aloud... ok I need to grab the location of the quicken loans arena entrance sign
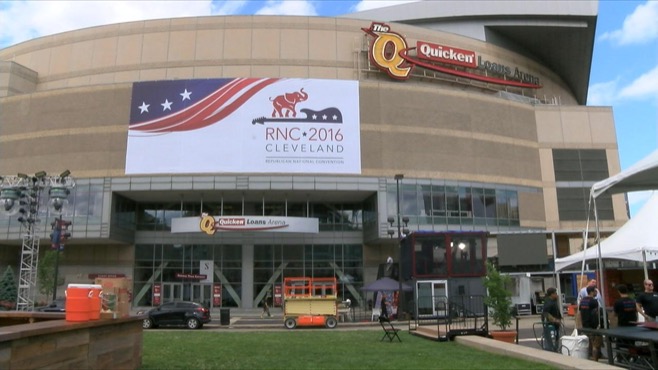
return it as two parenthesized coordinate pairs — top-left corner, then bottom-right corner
(362, 22), (541, 89)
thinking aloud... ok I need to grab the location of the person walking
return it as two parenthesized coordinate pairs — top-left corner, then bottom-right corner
(580, 286), (603, 361)
(542, 287), (562, 352)
(260, 299), (271, 319)
(636, 279), (658, 322)
(613, 284), (638, 326)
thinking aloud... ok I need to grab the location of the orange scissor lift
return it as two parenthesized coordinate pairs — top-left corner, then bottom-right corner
(283, 277), (338, 329)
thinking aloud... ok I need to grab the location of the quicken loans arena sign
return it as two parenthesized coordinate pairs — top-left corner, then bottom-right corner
(362, 22), (541, 89)
(171, 214), (319, 234)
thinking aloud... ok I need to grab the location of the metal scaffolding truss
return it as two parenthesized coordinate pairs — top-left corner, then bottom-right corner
(0, 173), (75, 311)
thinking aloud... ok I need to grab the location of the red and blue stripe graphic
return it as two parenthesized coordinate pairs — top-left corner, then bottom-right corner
(129, 78), (279, 133)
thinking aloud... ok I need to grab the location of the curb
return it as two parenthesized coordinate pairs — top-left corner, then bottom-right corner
(455, 336), (620, 370)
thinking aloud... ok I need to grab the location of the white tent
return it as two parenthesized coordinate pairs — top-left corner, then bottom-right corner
(553, 148), (658, 326)
(555, 192), (658, 271)
(591, 149), (658, 198)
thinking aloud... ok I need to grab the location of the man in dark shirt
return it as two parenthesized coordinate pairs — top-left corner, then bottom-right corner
(580, 286), (602, 361)
(636, 279), (658, 322)
(542, 287), (562, 352)
(614, 284), (637, 326)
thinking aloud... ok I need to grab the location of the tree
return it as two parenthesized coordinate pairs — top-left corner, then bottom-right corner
(0, 266), (17, 310)
(483, 261), (513, 331)
(38, 250), (64, 299)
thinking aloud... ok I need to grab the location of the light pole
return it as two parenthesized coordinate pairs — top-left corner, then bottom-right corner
(0, 170), (74, 310)
(387, 173), (409, 319)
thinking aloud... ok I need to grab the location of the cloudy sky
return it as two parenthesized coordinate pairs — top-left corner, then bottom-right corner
(0, 0), (656, 214)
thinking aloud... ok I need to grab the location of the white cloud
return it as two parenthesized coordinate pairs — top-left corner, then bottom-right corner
(353, 0), (419, 12)
(587, 79), (619, 106)
(618, 65), (658, 100)
(255, 0), (317, 16)
(589, 65), (658, 106)
(212, 0), (249, 15)
(599, 1), (658, 45)
(0, 1), (217, 48)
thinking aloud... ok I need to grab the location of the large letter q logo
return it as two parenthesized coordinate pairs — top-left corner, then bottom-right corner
(370, 32), (411, 79)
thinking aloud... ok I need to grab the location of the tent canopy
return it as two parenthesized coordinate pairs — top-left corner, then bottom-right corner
(555, 192), (658, 271)
(360, 277), (413, 292)
(591, 149), (658, 198)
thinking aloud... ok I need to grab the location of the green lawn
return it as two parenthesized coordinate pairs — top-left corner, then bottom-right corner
(141, 330), (556, 369)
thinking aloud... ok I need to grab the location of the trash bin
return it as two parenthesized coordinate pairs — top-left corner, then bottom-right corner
(220, 308), (230, 325)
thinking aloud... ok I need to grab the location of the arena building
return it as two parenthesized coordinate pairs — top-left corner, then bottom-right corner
(0, 1), (628, 310)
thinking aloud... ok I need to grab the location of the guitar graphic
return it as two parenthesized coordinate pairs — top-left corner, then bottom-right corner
(252, 108), (343, 125)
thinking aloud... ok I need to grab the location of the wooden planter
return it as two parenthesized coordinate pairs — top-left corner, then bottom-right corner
(490, 330), (517, 343)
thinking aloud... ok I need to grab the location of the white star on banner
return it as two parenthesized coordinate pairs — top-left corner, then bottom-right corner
(180, 89), (192, 101)
(138, 102), (150, 114)
(322, 114), (328, 120)
(161, 99), (172, 111)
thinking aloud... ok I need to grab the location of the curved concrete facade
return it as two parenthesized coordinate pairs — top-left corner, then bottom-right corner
(0, 15), (627, 309)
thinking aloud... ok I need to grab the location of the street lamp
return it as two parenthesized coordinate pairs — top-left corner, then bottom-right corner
(387, 173), (410, 319)
(0, 170), (75, 311)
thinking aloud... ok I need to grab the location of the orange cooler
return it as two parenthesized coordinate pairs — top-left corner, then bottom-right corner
(65, 284), (93, 322)
(89, 284), (102, 320)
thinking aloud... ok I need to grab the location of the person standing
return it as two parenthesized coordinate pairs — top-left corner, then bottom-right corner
(379, 292), (390, 319)
(636, 279), (658, 322)
(542, 287), (562, 352)
(578, 279), (602, 306)
(580, 286), (603, 361)
(613, 284), (638, 326)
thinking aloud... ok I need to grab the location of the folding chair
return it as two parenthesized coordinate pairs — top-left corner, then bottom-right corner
(379, 316), (402, 342)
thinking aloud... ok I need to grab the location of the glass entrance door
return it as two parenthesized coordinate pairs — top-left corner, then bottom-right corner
(191, 284), (212, 308)
(416, 280), (448, 318)
(162, 283), (183, 303)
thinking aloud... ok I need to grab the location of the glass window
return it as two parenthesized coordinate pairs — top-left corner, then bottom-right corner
(401, 183), (418, 219)
(287, 202), (307, 217)
(222, 202), (242, 216)
(496, 190), (509, 219)
(459, 187), (472, 218)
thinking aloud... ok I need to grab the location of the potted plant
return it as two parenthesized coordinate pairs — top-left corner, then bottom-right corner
(483, 261), (516, 343)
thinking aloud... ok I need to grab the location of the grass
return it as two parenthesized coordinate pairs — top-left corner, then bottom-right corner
(141, 330), (556, 369)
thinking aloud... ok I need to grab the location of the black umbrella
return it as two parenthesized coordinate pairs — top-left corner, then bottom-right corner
(360, 277), (413, 292)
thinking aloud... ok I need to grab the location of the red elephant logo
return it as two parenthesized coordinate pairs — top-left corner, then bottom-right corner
(270, 88), (308, 118)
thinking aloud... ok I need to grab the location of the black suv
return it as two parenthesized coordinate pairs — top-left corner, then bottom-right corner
(37, 298), (66, 312)
(141, 301), (211, 329)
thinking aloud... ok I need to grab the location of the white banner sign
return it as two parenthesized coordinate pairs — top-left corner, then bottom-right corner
(126, 78), (361, 174)
(172, 215), (319, 234)
(199, 260), (213, 283)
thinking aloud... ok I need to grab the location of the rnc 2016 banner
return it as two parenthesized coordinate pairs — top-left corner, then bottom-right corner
(125, 78), (361, 175)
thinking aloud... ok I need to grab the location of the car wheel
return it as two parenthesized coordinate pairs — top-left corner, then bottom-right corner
(187, 317), (200, 329)
(325, 317), (338, 329)
(142, 318), (154, 329)
(284, 318), (297, 329)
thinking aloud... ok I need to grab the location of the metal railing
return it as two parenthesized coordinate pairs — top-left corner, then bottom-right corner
(411, 295), (489, 340)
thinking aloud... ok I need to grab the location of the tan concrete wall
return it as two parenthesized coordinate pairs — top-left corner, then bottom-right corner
(0, 16), (576, 104)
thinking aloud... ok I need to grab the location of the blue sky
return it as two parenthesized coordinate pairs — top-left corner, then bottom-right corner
(0, 0), (656, 214)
